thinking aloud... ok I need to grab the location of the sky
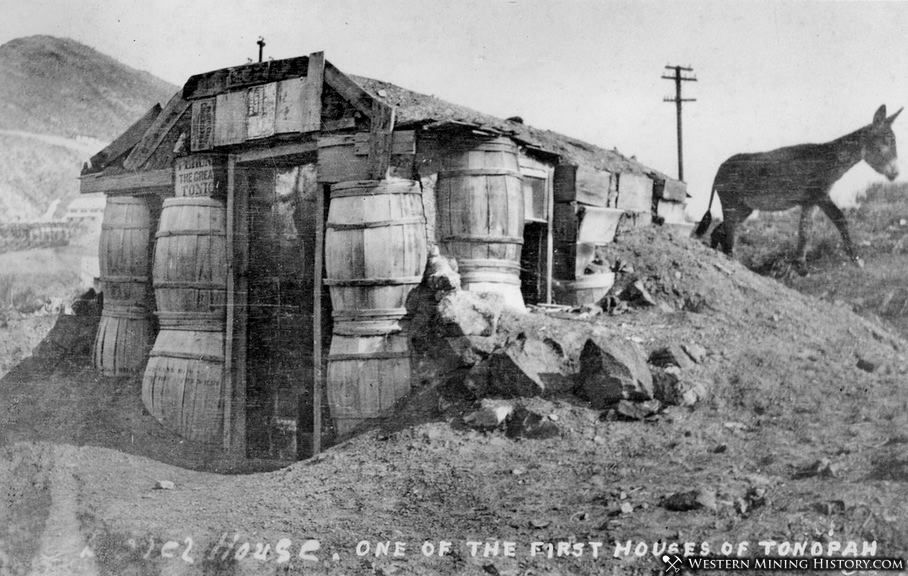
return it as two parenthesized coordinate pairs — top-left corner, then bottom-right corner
(3, 0), (908, 216)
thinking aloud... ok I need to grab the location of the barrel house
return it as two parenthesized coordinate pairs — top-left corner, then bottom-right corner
(81, 52), (689, 461)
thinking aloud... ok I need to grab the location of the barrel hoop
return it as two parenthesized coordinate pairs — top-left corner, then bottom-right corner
(326, 217), (425, 231)
(156, 320), (224, 331)
(330, 186), (420, 199)
(323, 276), (422, 287)
(442, 235), (524, 245)
(437, 169), (522, 178)
(102, 306), (148, 319)
(153, 281), (227, 290)
(327, 351), (411, 361)
(444, 140), (516, 153)
(101, 275), (148, 284)
(333, 308), (408, 319)
(155, 229), (226, 238)
(460, 272), (522, 286)
(101, 225), (151, 231)
(457, 259), (522, 271)
(156, 311), (224, 320)
(149, 350), (224, 362)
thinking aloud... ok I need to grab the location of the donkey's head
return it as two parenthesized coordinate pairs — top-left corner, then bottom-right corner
(864, 104), (902, 181)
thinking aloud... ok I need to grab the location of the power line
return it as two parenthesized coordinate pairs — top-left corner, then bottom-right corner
(662, 64), (697, 181)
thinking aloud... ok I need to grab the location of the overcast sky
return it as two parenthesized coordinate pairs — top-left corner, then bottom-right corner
(3, 0), (907, 215)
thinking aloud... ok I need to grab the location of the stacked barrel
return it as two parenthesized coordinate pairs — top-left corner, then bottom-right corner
(93, 196), (154, 376)
(324, 179), (427, 436)
(142, 196), (227, 444)
(435, 136), (525, 309)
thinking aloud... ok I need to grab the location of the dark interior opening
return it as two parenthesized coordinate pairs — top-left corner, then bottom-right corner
(520, 222), (547, 305)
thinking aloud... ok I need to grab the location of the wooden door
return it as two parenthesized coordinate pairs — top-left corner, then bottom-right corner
(244, 162), (319, 459)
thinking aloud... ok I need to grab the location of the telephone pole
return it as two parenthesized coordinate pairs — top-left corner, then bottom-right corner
(662, 65), (696, 181)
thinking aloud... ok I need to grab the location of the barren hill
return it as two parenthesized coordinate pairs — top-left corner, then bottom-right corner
(0, 36), (176, 221)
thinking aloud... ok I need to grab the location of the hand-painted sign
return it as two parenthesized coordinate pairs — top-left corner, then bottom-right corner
(174, 155), (226, 197)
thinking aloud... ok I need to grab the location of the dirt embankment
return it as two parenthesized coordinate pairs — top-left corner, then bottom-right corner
(1, 213), (907, 575)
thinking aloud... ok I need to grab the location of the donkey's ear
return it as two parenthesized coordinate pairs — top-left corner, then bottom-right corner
(873, 105), (888, 127)
(887, 107), (904, 125)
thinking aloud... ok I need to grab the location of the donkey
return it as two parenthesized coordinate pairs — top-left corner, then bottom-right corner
(695, 104), (902, 271)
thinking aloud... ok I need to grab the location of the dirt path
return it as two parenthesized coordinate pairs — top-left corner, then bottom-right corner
(30, 446), (98, 576)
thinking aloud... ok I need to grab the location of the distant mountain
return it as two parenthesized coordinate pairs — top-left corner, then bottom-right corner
(0, 36), (177, 221)
(0, 35), (175, 140)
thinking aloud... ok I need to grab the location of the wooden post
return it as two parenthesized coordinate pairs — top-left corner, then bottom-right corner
(368, 101), (395, 179)
(546, 169), (554, 304)
(312, 183), (326, 455)
(224, 156), (235, 451)
(302, 52), (325, 133)
(225, 157), (248, 457)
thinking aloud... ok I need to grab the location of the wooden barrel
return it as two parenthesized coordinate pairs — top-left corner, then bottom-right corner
(93, 303), (154, 376)
(93, 195), (154, 375)
(142, 330), (225, 444)
(142, 196), (227, 443)
(98, 196), (152, 303)
(324, 179), (427, 436)
(435, 136), (525, 309)
(152, 197), (227, 319)
(327, 333), (411, 436)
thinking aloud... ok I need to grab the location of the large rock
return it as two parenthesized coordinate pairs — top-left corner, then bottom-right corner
(437, 290), (504, 337)
(486, 334), (575, 397)
(577, 337), (653, 408)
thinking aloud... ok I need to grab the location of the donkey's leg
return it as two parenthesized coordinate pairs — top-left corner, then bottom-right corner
(795, 204), (816, 274)
(718, 205), (753, 256)
(816, 197), (862, 267)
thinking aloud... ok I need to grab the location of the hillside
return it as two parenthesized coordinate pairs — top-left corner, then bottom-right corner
(0, 36), (176, 221)
(0, 36), (174, 141)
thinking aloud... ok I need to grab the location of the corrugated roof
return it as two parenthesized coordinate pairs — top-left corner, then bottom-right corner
(351, 75), (672, 180)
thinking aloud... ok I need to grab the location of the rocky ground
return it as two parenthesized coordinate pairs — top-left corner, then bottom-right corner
(2, 186), (908, 576)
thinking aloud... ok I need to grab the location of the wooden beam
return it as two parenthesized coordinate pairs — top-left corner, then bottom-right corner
(236, 140), (318, 165)
(320, 118), (356, 132)
(312, 184), (326, 455)
(88, 104), (161, 172)
(79, 169), (172, 195)
(553, 164), (612, 207)
(123, 91), (192, 171)
(183, 56), (310, 100)
(323, 62), (374, 117)
(301, 52), (325, 133)
(368, 101), (395, 179)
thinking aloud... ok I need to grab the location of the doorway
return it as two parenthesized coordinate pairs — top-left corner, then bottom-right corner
(243, 161), (321, 459)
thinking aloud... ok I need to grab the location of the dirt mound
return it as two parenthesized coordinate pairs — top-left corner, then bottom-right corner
(1, 223), (907, 575)
(0, 313), (284, 475)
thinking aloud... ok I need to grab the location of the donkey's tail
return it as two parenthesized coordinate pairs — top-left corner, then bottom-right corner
(693, 181), (718, 237)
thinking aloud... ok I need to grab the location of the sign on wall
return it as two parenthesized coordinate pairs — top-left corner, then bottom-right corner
(174, 155), (227, 198)
(191, 98), (216, 151)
